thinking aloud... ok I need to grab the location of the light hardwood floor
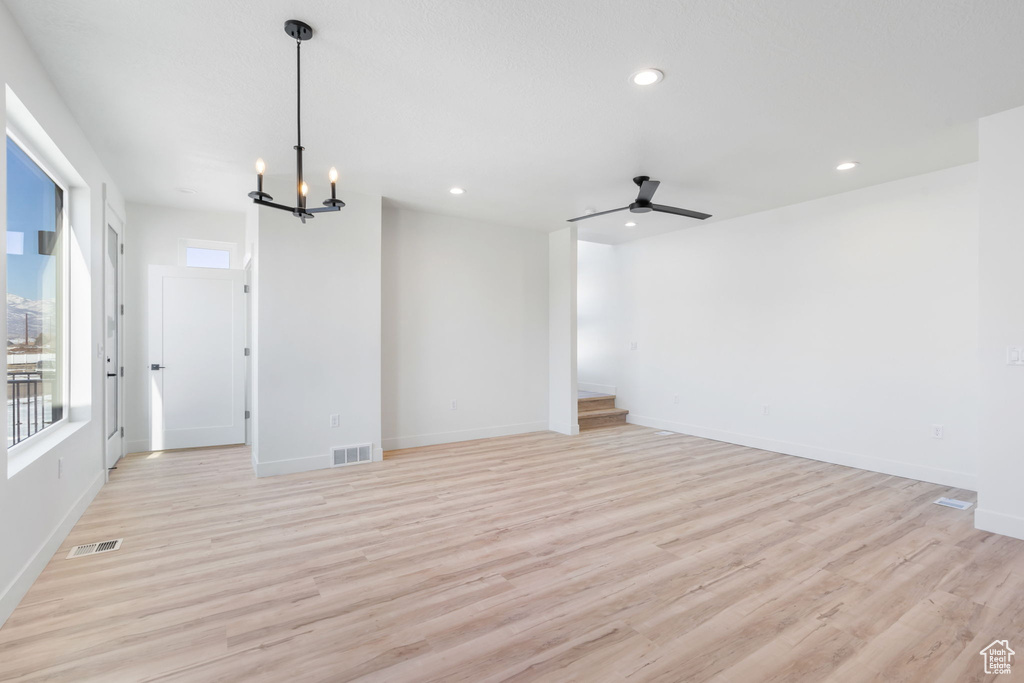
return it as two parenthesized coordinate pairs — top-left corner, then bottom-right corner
(1, 426), (1022, 682)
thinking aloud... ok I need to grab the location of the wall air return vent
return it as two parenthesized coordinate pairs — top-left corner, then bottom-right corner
(332, 443), (373, 467)
(66, 538), (123, 559)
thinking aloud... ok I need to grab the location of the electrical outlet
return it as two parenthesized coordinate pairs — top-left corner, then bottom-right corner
(629, 341), (638, 351)
(450, 399), (458, 410)
(57, 457), (63, 479)
(762, 405), (770, 416)
(673, 394), (680, 405)
(932, 424), (944, 439)
(330, 414), (340, 428)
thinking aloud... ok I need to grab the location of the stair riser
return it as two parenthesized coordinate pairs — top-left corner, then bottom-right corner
(578, 397), (616, 411)
(579, 413), (629, 430)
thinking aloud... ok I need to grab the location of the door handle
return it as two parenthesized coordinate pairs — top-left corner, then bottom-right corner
(150, 364), (165, 370)
(106, 373), (118, 377)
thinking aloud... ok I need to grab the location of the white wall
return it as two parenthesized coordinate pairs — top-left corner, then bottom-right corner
(548, 226), (578, 434)
(122, 203), (246, 453)
(577, 240), (618, 395)
(613, 164), (979, 489)
(1, 5), (126, 627)
(977, 105), (1024, 540)
(253, 191), (382, 476)
(381, 206), (549, 450)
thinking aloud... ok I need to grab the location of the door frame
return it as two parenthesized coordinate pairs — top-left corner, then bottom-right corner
(104, 204), (125, 468)
(244, 258), (253, 447)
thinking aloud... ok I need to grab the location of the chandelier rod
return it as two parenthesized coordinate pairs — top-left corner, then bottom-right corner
(295, 38), (304, 210)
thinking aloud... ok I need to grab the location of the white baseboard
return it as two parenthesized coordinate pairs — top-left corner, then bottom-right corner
(126, 439), (150, 455)
(548, 421), (580, 436)
(626, 414), (978, 491)
(383, 421), (549, 451)
(0, 470), (105, 628)
(975, 508), (1024, 541)
(255, 453), (332, 478)
(578, 382), (616, 395)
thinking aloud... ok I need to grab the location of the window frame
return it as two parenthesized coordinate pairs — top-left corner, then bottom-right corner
(5, 129), (72, 454)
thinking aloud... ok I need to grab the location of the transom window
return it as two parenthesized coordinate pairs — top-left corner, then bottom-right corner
(185, 246), (231, 269)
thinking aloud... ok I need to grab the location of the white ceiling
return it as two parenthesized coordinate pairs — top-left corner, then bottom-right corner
(6, 0), (1024, 244)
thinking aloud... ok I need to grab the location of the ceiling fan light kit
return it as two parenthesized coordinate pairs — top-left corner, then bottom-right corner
(567, 176), (712, 223)
(248, 19), (344, 223)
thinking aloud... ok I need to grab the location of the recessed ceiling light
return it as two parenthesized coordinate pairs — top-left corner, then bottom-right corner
(625, 221), (637, 227)
(449, 187), (465, 195)
(631, 69), (664, 86)
(176, 187), (198, 194)
(836, 161), (859, 171)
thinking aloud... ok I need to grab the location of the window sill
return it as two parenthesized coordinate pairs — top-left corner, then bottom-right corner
(7, 420), (88, 479)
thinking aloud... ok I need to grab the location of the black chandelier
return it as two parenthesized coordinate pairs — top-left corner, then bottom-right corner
(248, 19), (344, 223)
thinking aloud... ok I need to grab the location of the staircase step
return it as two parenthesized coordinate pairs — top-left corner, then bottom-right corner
(578, 407), (629, 430)
(578, 395), (616, 411)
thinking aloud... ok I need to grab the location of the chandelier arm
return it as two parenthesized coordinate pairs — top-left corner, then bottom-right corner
(252, 198), (299, 212)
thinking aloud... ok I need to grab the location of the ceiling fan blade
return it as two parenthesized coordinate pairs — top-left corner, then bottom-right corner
(650, 204), (712, 220)
(567, 206), (629, 222)
(636, 179), (660, 203)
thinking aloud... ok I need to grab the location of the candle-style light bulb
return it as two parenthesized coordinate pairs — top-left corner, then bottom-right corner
(301, 181), (309, 197)
(328, 167), (338, 200)
(253, 158), (267, 196)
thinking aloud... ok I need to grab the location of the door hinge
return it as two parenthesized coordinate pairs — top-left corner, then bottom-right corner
(120, 426), (124, 437)
(243, 284), (250, 293)
(244, 347), (250, 356)
(120, 367), (124, 377)
(120, 243), (124, 255)
(120, 304), (124, 315)
(245, 410), (251, 419)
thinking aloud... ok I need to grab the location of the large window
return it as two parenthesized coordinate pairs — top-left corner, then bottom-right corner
(6, 135), (65, 447)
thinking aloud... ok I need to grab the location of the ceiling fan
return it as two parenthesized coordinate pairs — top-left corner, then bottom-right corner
(567, 176), (711, 223)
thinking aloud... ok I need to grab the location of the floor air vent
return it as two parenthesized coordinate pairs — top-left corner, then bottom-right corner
(332, 443), (372, 467)
(66, 538), (123, 559)
(934, 497), (973, 510)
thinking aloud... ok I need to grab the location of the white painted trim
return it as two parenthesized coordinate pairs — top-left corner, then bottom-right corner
(255, 454), (332, 478)
(626, 414), (978, 491)
(975, 508), (1024, 541)
(578, 382), (616, 395)
(0, 470), (104, 628)
(383, 421), (549, 451)
(548, 421), (580, 436)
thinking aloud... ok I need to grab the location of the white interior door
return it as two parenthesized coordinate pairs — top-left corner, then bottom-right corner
(104, 213), (123, 468)
(148, 266), (246, 450)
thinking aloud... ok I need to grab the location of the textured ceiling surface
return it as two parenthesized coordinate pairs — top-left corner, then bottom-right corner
(5, 0), (1024, 243)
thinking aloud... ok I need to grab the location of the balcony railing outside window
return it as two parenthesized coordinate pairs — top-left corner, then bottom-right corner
(7, 369), (56, 446)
